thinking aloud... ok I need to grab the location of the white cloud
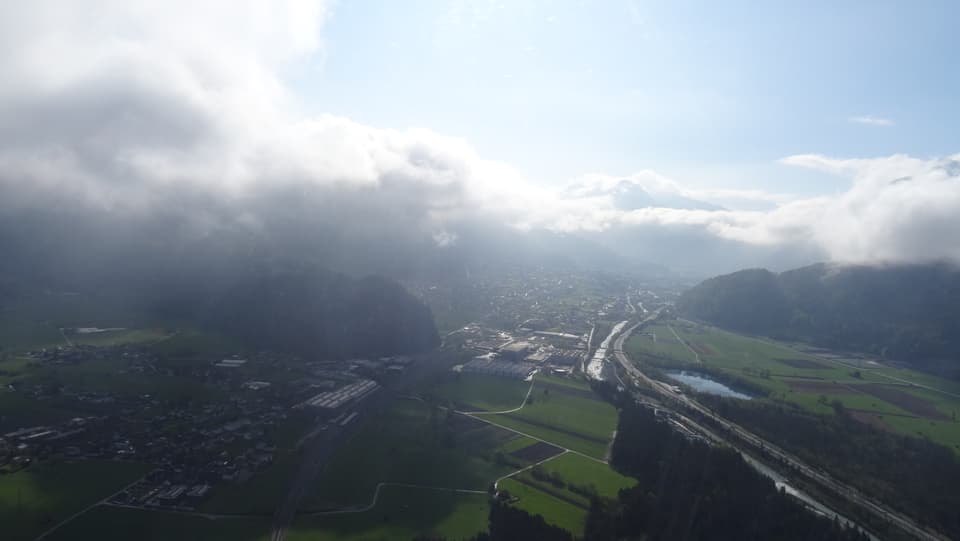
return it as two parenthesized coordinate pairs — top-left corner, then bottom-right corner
(1, 1), (959, 270)
(849, 115), (895, 127)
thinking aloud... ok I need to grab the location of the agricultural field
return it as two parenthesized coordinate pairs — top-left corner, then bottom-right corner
(538, 452), (635, 498)
(290, 486), (489, 541)
(300, 372), (629, 539)
(628, 319), (960, 451)
(45, 506), (271, 541)
(473, 374), (619, 460)
(433, 374), (531, 412)
(304, 398), (518, 509)
(496, 450), (635, 536)
(0, 460), (151, 541)
(497, 477), (588, 535)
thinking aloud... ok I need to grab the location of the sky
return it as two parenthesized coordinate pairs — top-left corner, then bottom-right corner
(297, 0), (960, 196)
(1, 0), (960, 274)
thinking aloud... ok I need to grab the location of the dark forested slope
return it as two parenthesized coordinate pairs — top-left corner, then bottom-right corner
(206, 268), (440, 358)
(677, 262), (960, 377)
(585, 400), (870, 541)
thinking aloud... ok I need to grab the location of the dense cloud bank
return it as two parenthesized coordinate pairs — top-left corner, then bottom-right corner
(1, 1), (959, 276)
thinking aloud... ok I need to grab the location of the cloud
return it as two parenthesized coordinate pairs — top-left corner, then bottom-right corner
(540, 152), (960, 267)
(849, 115), (894, 127)
(0, 0), (522, 242)
(0, 1), (958, 275)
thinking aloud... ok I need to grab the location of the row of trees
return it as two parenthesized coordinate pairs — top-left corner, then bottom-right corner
(582, 401), (871, 541)
(703, 396), (960, 538)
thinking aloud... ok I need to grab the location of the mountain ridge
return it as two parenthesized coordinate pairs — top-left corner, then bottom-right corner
(677, 261), (960, 379)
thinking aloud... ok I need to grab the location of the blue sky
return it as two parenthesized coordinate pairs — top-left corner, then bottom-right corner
(291, 0), (959, 196)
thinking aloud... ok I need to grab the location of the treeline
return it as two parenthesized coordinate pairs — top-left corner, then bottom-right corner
(416, 500), (574, 541)
(702, 397), (960, 539)
(677, 262), (960, 378)
(583, 401), (870, 541)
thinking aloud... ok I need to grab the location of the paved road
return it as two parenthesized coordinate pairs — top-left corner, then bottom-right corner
(612, 313), (950, 541)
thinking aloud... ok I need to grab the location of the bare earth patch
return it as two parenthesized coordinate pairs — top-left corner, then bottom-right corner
(848, 410), (894, 431)
(854, 384), (949, 420)
(777, 358), (828, 369)
(787, 381), (858, 394)
(509, 441), (565, 462)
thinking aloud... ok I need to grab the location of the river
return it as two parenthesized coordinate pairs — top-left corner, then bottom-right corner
(587, 320), (628, 380)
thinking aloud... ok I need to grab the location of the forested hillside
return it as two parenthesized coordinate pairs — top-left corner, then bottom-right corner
(677, 263), (960, 378)
(585, 400), (870, 541)
(207, 269), (440, 358)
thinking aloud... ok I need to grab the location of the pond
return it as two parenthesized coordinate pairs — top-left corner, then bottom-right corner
(665, 370), (753, 400)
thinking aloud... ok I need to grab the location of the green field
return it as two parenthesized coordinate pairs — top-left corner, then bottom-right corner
(493, 450), (635, 537)
(471, 375), (619, 460)
(628, 319), (960, 451)
(498, 477), (588, 535)
(0, 460), (151, 541)
(45, 506), (270, 541)
(305, 399), (517, 509)
(434, 374), (531, 411)
(537, 373), (593, 391)
(290, 485), (489, 541)
(441, 373), (632, 537)
(302, 372), (626, 538)
(539, 452), (635, 498)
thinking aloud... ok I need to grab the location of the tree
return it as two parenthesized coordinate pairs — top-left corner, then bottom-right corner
(830, 399), (846, 416)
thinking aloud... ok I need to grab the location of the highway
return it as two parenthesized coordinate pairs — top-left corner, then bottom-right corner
(610, 312), (950, 541)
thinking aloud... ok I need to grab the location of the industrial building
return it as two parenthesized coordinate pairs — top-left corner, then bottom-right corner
(499, 340), (533, 361)
(301, 379), (379, 410)
(215, 359), (248, 368)
(462, 356), (536, 379)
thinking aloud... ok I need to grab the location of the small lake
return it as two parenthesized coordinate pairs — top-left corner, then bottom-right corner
(666, 371), (753, 400)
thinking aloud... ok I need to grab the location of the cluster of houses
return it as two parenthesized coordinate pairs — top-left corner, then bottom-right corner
(1, 340), (406, 511)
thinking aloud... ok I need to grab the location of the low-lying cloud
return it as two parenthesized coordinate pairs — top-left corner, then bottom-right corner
(0, 1), (958, 274)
